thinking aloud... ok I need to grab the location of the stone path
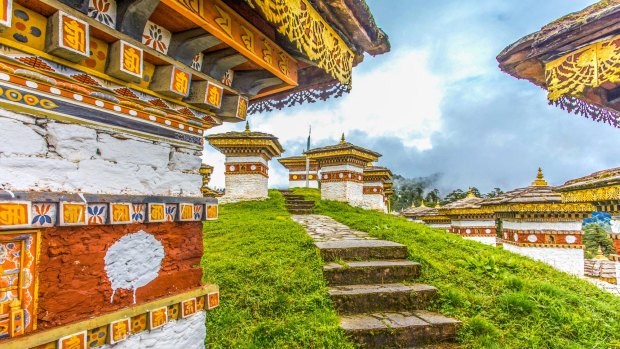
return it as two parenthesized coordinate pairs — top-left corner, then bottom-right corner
(291, 215), (375, 241)
(292, 214), (461, 348)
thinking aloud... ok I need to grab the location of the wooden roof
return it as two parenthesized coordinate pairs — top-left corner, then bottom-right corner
(205, 122), (284, 156)
(557, 167), (620, 191)
(497, 1), (620, 128)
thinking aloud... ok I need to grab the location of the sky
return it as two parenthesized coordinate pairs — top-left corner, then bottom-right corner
(203, 0), (620, 195)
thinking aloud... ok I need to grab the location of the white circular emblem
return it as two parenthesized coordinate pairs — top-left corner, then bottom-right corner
(348, 173), (352, 178)
(513, 233), (519, 242)
(527, 235), (537, 243)
(250, 165), (257, 171)
(105, 231), (164, 304)
(323, 174), (328, 179)
(485, 228), (491, 234)
(465, 229), (471, 234)
(26, 81), (38, 88)
(50, 87), (61, 95)
(504, 233), (508, 239)
(565, 235), (577, 244)
(373, 188), (378, 192)
(73, 93), (83, 101)
(229, 165), (235, 171)
(339, 173), (344, 178)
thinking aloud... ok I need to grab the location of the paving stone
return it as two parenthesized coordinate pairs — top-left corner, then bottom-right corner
(316, 239), (408, 262)
(324, 260), (421, 285)
(329, 283), (437, 314)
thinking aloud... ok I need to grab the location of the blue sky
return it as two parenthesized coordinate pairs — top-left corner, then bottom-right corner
(204, 0), (620, 194)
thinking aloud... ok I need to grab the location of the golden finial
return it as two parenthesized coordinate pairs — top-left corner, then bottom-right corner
(367, 162), (373, 167)
(340, 133), (346, 144)
(435, 201), (441, 208)
(244, 121), (251, 133)
(531, 167), (548, 186)
(419, 201), (426, 208)
(594, 245), (608, 260)
(466, 187), (475, 198)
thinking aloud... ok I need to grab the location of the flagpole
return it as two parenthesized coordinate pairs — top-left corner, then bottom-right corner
(306, 125), (311, 188)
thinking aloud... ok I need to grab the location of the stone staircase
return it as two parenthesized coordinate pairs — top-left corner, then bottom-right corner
(317, 239), (461, 348)
(279, 189), (315, 215)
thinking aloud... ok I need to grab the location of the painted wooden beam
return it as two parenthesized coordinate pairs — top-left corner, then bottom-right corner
(116, 0), (160, 40)
(233, 70), (282, 97)
(168, 28), (222, 67)
(202, 48), (247, 82)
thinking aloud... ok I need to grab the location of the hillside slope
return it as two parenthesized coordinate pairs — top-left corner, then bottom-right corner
(201, 191), (355, 349)
(294, 188), (620, 349)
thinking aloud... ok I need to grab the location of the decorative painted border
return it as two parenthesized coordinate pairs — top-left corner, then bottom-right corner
(321, 170), (364, 183)
(4, 286), (219, 349)
(225, 162), (268, 177)
(0, 200), (218, 230)
(502, 229), (583, 247)
(0, 71), (204, 147)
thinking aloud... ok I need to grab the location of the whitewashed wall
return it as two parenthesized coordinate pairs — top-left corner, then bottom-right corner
(427, 223), (451, 231)
(222, 173), (268, 203)
(0, 111), (202, 196)
(359, 194), (386, 212)
(321, 181), (364, 206)
(503, 220), (582, 231)
(612, 216), (620, 234)
(503, 244), (584, 276)
(101, 311), (206, 349)
(463, 236), (497, 246)
(451, 220), (496, 228)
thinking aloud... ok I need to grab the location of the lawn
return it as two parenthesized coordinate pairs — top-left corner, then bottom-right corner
(201, 190), (356, 349)
(292, 188), (620, 349)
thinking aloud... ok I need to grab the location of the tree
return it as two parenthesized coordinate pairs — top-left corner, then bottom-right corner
(583, 223), (615, 259)
(485, 187), (504, 198)
(424, 189), (440, 204)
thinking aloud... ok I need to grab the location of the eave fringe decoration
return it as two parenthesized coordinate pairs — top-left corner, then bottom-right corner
(248, 81), (349, 114)
(545, 33), (620, 101)
(245, 0), (354, 86)
(551, 96), (620, 128)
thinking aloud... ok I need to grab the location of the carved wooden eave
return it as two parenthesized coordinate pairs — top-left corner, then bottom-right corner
(242, 0), (390, 114)
(205, 125), (284, 159)
(497, 0), (620, 128)
(363, 166), (392, 182)
(556, 167), (620, 212)
(277, 155), (318, 171)
(304, 141), (381, 164)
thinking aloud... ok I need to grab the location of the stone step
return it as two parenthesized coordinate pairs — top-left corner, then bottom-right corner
(289, 209), (313, 215)
(329, 283), (437, 315)
(316, 240), (408, 262)
(283, 195), (305, 200)
(324, 260), (421, 285)
(340, 311), (461, 348)
(286, 203), (315, 210)
(284, 198), (314, 203)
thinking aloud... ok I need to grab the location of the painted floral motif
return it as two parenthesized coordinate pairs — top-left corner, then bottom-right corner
(193, 205), (203, 220)
(31, 203), (55, 227)
(221, 69), (233, 86)
(88, 0), (116, 29)
(131, 204), (145, 223)
(88, 204), (108, 225)
(191, 53), (203, 71)
(142, 21), (171, 54)
(165, 204), (177, 222)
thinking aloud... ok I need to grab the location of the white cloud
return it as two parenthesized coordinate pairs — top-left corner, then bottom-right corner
(203, 49), (444, 189)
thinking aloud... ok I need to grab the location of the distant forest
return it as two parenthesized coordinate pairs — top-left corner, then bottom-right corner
(389, 174), (503, 211)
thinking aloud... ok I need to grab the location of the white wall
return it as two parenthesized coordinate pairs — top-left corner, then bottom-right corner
(503, 220), (582, 231)
(612, 216), (620, 234)
(359, 193), (386, 212)
(289, 180), (319, 189)
(102, 311), (206, 349)
(503, 243), (585, 276)
(451, 220), (495, 228)
(0, 111), (202, 196)
(222, 173), (268, 203)
(463, 236), (497, 246)
(321, 181), (364, 207)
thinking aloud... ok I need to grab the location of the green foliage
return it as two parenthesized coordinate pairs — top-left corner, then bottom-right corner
(583, 223), (615, 258)
(293, 188), (620, 349)
(201, 191), (355, 349)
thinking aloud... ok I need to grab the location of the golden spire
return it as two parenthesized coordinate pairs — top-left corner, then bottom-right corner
(531, 167), (548, 186)
(367, 162), (373, 167)
(419, 201), (426, 208)
(340, 133), (346, 144)
(594, 245), (608, 260)
(244, 121), (251, 133)
(466, 187), (475, 198)
(435, 201), (441, 208)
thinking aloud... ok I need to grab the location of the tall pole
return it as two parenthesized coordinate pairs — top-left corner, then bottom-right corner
(305, 125), (311, 188)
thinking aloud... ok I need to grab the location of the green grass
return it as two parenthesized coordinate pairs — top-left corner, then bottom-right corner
(292, 188), (620, 349)
(201, 190), (356, 349)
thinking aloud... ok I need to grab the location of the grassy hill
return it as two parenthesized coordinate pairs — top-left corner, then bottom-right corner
(202, 189), (620, 348)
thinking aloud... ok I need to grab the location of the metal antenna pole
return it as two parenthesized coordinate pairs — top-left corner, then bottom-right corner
(305, 125), (311, 188)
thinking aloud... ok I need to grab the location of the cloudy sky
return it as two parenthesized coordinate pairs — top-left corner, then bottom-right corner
(203, 0), (620, 194)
